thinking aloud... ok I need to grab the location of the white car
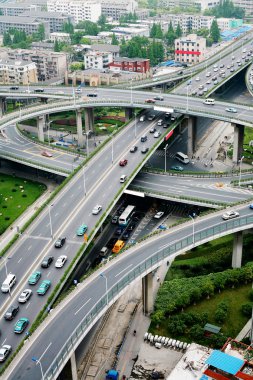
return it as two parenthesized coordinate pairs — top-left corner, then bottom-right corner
(222, 210), (239, 220)
(0, 345), (12, 362)
(214, 68), (219, 72)
(154, 131), (161, 138)
(92, 205), (102, 215)
(154, 211), (164, 219)
(55, 255), (67, 268)
(195, 77), (200, 81)
(18, 289), (32, 303)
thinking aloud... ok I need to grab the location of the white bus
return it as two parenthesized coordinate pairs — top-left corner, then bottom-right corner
(118, 205), (136, 226)
(175, 152), (190, 164)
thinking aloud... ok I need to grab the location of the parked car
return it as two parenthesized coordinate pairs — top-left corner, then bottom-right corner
(55, 255), (67, 268)
(14, 318), (29, 334)
(222, 210), (239, 220)
(54, 237), (66, 248)
(28, 271), (41, 285)
(37, 280), (51, 295)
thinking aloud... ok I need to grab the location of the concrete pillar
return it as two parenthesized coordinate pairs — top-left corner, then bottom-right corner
(70, 352), (78, 380)
(84, 107), (94, 133)
(232, 123), (244, 164)
(0, 97), (6, 116)
(187, 115), (197, 157)
(37, 115), (45, 142)
(232, 231), (243, 268)
(125, 107), (133, 122)
(76, 109), (85, 147)
(142, 272), (153, 315)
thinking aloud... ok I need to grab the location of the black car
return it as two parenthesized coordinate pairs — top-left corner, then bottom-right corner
(41, 256), (54, 268)
(111, 215), (118, 224)
(87, 93), (97, 97)
(9, 86), (19, 90)
(130, 146), (138, 153)
(4, 305), (19, 321)
(107, 238), (118, 249)
(141, 147), (149, 154)
(115, 227), (123, 236)
(54, 237), (66, 248)
(154, 95), (164, 101)
(34, 88), (44, 93)
(122, 230), (130, 240)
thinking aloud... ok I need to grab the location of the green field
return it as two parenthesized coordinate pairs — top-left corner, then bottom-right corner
(0, 173), (46, 235)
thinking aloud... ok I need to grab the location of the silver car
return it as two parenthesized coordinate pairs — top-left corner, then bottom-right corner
(222, 210), (239, 220)
(92, 205), (102, 215)
(18, 289), (32, 303)
(0, 345), (12, 362)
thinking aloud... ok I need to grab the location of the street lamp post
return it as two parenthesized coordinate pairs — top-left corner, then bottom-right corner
(134, 111), (137, 138)
(48, 204), (53, 239)
(186, 85), (189, 112)
(47, 120), (53, 146)
(82, 165), (86, 196)
(130, 79), (133, 104)
(189, 214), (195, 246)
(239, 156), (244, 187)
(164, 144), (168, 174)
(99, 273), (108, 305)
(32, 357), (44, 380)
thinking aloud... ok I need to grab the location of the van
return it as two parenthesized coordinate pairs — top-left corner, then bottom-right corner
(139, 115), (146, 122)
(120, 175), (127, 183)
(1, 273), (16, 293)
(100, 247), (108, 257)
(112, 240), (125, 254)
(157, 119), (163, 126)
(203, 98), (215, 105)
(141, 135), (147, 142)
(175, 152), (190, 164)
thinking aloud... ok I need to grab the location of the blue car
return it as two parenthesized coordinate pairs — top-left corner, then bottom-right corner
(14, 318), (29, 334)
(76, 224), (88, 236)
(249, 204), (253, 209)
(28, 271), (41, 285)
(37, 280), (51, 296)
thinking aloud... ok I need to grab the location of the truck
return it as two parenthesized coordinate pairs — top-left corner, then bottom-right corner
(106, 369), (119, 380)
(112, 240), (125, 254)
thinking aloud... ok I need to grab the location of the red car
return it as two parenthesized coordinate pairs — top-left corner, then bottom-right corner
(145, 99), (156, 104)
(119, 159), (128, 167)
(41, 151), (53, 157)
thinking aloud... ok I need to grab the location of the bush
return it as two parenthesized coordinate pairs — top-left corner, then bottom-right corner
(2, 205), (7, 209)
(241, 303), (252, 318)
(248, 290), (253, 302)
(4, 217), (10, 221)
(215, 309), (227, 324)
(22, 194), (27, 198)
(12, 188), (17, 192)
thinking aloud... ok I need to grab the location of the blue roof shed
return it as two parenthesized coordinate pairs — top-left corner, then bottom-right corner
(205, 350), (244, 375)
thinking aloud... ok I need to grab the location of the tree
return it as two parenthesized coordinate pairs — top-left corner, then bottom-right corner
(3, 32), (11, 46)
(175, 23), (182, 38)
(37, 24), (45, 41)
(150, 23), (157, 38)
(62, 21), (74, 34)
(111, 33), (118, 45)
(241, 303), (252, 318)
(210, 19), (220, 43)
(54, 39), (60, 52)
(98, 14), (106, 28)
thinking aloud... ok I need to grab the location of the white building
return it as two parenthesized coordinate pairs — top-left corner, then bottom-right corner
(232, 0), (253, 19)
(50, 32), (71, 43)
(0, 58), (38, 84)
(101, 0), (137, 20)
(47, 0), (101, 24)
(84, 51), (113, 70)
(110, 26), (149, 40)
(149, 14), (214, 33)
(175, 34), (206, 64)
(158, 0), (220, 11)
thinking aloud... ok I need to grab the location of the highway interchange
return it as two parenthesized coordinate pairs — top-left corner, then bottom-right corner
(1, 29), (253, 379)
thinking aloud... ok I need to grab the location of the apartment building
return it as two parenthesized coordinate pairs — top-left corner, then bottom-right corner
(50, 32), (71, 43)
(0, 16), (50, 37)
(216, 18), (243, 31)
(232, 0), (253, 19)
(0, 3), (43, 17)
(84, 51), (113, 70)
(0, 48), (67, 81)
(111, 26), (150, 39)
(90, 44), (120, 59)
(101, 0), (137, 20)
(175, 34), (206, 64)
(158, 0), (220, 11)
(0, 59), (38, 84)
(19, 11), (74, 33)
(47, 0), (101, 24)
(109, 57), (150, 73)
(162, 14), (214, 33)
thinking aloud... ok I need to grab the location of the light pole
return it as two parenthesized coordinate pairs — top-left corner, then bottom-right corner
(82, 165), (86, 196)
(130, 79), (133, 104)
(47, 204), (53, 239)
(189, 214), (195, 246)
(239, 156), (244, 187)
(186, 85), (189, 112)
(134, 111), (137, 138)
(32, 357), (44, 380)
(164, 144), (168, 174)
(47, 120), (53, 146)
(100, 273), (108, 305)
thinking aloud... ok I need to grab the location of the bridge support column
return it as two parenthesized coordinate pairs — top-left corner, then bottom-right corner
(37, 115), (45, 142)
(76, 109), (85, 147)
(232, 123), (244, 164)
(0, 97), (6, 116)
(70, 352), (78, 380)
(84, 107), (94, 133)
(187, 116), (197, 157)
(142, 272), (153, 315)
(232, 231), (243, 268)
(125, 107), (133, 122)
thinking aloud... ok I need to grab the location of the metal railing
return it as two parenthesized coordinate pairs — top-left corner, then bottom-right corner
(44, 213), (253, 379)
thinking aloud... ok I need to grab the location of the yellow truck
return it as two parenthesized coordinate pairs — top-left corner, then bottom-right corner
(112, 240), (125, 254)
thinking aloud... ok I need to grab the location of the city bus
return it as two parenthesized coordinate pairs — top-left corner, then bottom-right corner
(118, 205), (136, 226)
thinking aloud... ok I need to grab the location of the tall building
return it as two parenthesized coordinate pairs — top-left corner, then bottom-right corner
(101, 0), (137, 20)
(84, 51), (113, 70)
(174, 34), (206, 64)
(18, 11), (74, 33)
(47, 0), (101, 24)
(0, 15), (50, 37)
(151, 14), (214, 33)
(158, 0), (220, 11)
(232, 0), (253, 19)
(0, 59), (38, 84)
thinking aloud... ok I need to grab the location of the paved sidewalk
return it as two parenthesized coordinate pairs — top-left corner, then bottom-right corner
(0, 170), (57, 250)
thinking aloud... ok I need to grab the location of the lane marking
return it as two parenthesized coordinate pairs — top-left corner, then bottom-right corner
(25, 302), (30, 309)
(18, 257), (22, 263)
(27, 246), (32, 251)
(115, 264), (133, 278)
(74, 298), (91, 315)
(38, 342), (52, 362)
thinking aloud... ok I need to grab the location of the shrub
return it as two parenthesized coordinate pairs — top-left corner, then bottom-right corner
(248, 290), (253, 302)
(22, 194), (27, 198)
(4, 217), (10, 221)
(241, 303), (252, 318)
(2, 205), (7, 209)
(215, 309), (227, 324)
(11, 188), (17, 192)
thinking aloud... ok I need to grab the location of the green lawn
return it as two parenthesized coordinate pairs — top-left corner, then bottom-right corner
(185, 284), (251, 338)
(0, 174), (46, 235)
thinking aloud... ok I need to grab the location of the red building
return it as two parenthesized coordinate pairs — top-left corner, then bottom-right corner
(109, 57), (150, 73)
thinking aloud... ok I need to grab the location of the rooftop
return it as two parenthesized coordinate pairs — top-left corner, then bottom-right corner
(0, 15), (41, 23)
(20, 10), (70, 18)
(113, 57), (149, 63)
(206, 350), (244, 375)
(91, 43), (120, 53)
